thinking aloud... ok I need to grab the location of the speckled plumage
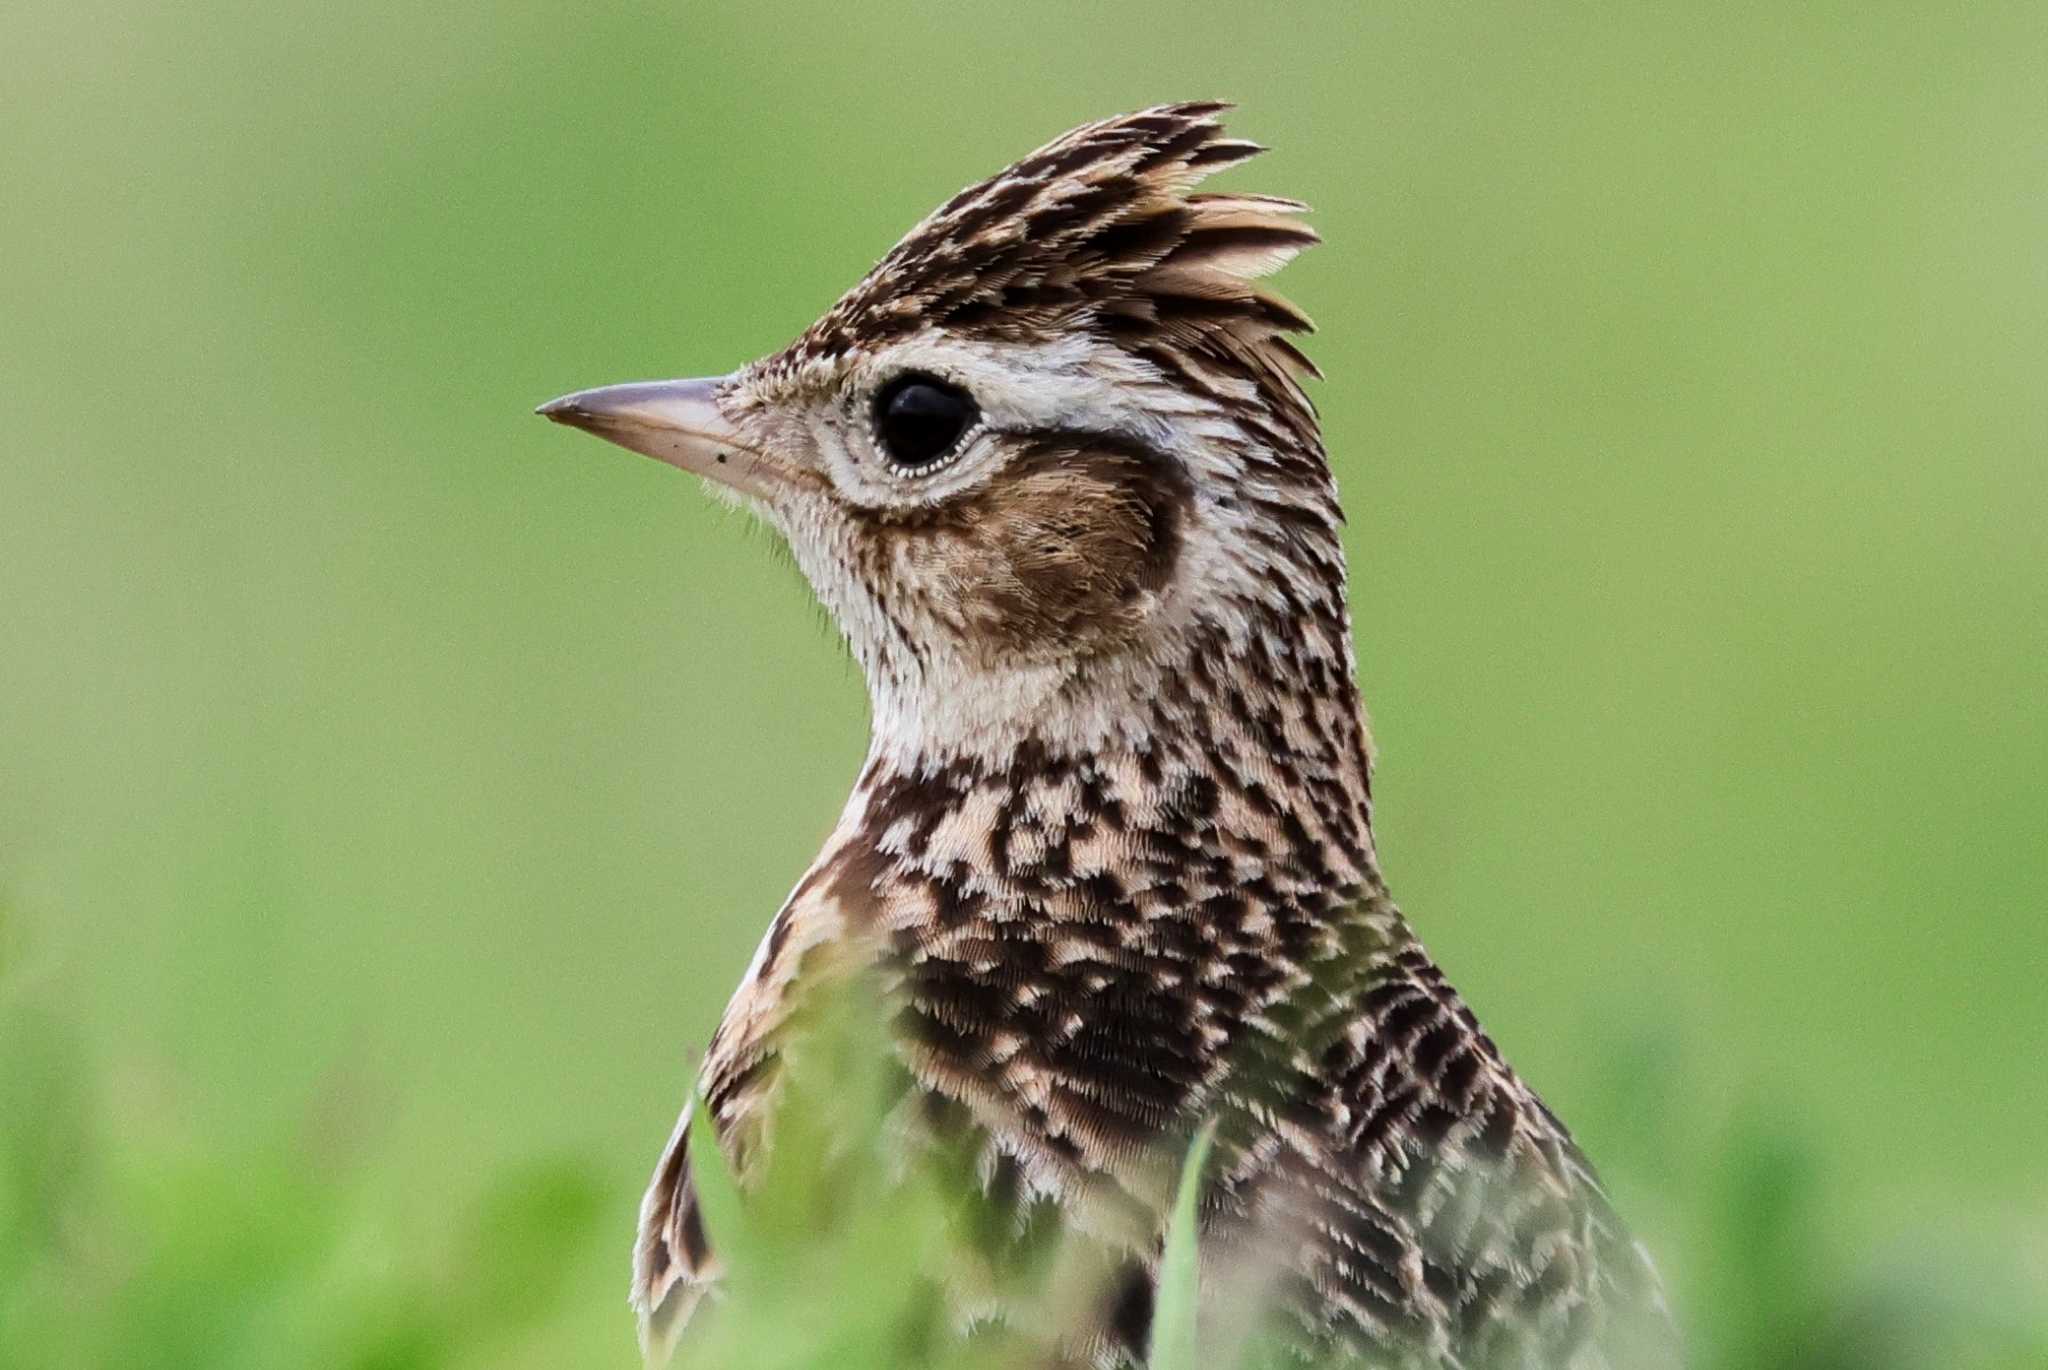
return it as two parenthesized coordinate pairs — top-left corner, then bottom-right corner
(545, 103), (1676, 1369)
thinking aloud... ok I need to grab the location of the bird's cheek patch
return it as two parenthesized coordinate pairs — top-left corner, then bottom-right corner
(922, 448), (1187, 660)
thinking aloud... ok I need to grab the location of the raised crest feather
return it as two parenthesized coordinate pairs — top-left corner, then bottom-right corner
(782, 102), (1322, 417)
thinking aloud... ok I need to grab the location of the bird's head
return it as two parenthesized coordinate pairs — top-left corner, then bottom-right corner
(543, 103), (1354, 766)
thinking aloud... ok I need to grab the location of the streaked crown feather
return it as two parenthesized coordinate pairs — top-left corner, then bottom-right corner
(789, 102), (1321, 417)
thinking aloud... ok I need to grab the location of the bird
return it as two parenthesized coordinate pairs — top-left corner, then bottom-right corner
(540, 102), (1677, 1369)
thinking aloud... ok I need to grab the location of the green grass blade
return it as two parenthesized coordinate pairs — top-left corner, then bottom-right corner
(686, 1090), (749, 1273)
(1148, 1118), (1218, 1370)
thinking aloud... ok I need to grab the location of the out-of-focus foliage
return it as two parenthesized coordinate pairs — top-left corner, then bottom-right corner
(7, 943), (2042, 1368)
(3, 1), (2045, 1366)
(1, 920), (610, 1370)
(1149, 1121), (1217, 1370)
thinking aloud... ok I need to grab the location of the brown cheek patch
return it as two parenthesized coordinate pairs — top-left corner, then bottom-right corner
(946, 438), (1187, 651)
(912, 438), (1189, 659)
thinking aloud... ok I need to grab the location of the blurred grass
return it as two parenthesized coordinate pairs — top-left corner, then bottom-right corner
(0, 911), (613, 1369)
(3, 0), (2046, 1365)
(7, 932), (2041, 1368)
(1149, 1121), (1216, 1370)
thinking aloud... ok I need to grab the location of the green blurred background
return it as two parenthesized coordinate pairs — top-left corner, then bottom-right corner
(4, 2), (2045, 1365)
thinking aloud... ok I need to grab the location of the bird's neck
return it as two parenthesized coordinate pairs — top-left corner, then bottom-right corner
(857, 621), (1383, 908)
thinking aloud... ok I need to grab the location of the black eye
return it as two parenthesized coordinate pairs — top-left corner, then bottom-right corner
(874, 375), (977, 471)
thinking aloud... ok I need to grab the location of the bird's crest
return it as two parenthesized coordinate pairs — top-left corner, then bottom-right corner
(788, 102), (1321, 417)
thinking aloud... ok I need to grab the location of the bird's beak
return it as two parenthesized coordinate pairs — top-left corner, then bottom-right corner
(536, 375), (802, 500)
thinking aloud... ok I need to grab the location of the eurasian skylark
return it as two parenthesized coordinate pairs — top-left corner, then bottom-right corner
(542, 102), (1675, 1369)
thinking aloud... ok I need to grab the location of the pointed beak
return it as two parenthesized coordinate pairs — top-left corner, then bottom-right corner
(536, 375), (804, 500)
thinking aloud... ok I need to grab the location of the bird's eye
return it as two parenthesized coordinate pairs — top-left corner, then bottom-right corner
(873, 375), (977, 471)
